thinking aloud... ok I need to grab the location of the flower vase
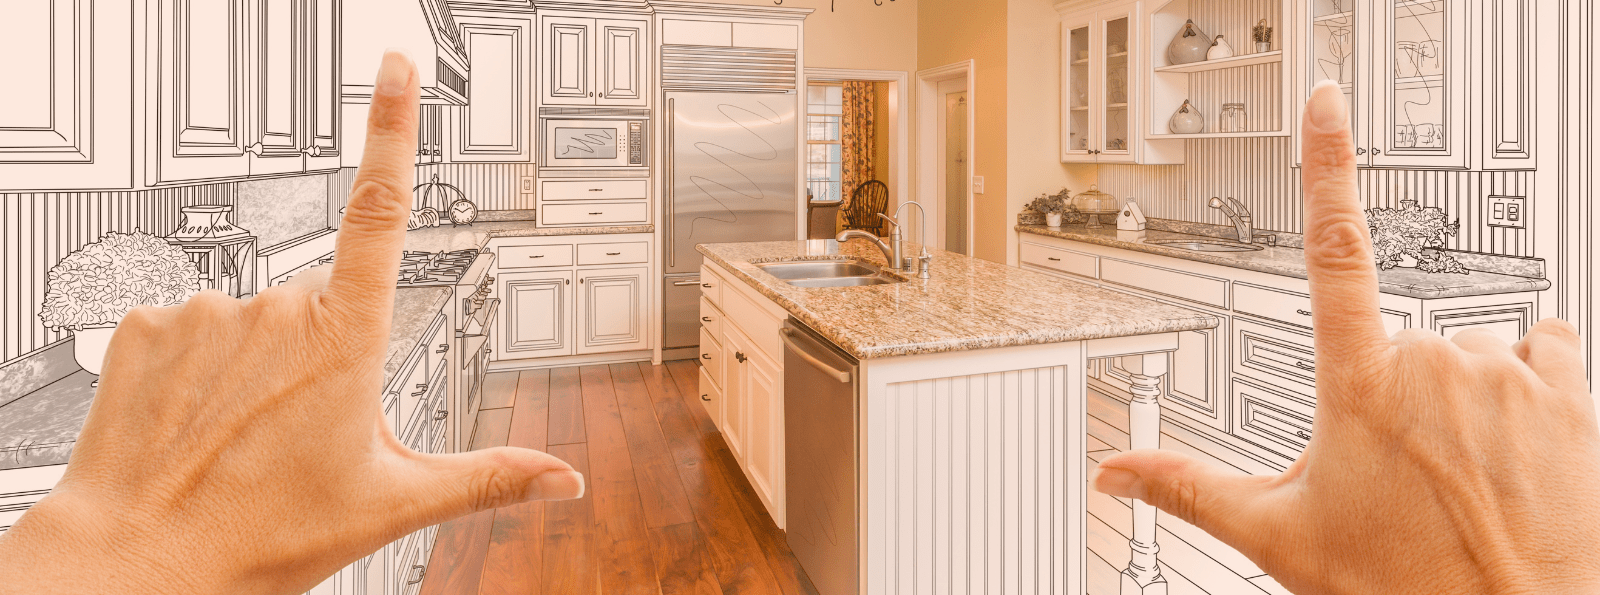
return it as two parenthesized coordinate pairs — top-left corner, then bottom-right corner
(74, 325), (118, 383)
(1398, 253), (1420, 268)
(1046, 212), (1063, 227)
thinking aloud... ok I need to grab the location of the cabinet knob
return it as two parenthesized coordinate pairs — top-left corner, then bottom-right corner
(735, 352), (748, 363)
(1356, 148), (1367, 155)
(1372, 148), (1382, 155)
(302, 146), (323, 157)
(565, 278), (571, 285)
(589, 92), (595, 97)
(245, 142), (265, 156)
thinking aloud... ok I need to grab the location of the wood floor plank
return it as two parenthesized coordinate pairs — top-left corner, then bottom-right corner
(542, 442), (598, 595)
(612, 363), (697, 528)
(650, 362), (786, 595)
(469, 407), (515, 451)
(579, 365), (660, 595)
(478, 371), (521, 410)
(651, 521), (726, 595)
(480, 370), (551, 595)
(547, 366), (587, 445)
(705, 435), (818, 595)
(664, 360), (718, 436)
(418, 509), (496, 595)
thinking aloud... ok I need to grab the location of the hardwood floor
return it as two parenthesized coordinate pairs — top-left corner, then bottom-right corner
(420, 361), (818, 595)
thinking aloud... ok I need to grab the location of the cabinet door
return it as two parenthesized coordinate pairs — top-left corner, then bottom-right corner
(1479, 0), (1535, 170)
(1301, 0), (1370, 166)
(744, 346), (784, 525)
(249, 0), (307, 176)
(303, 0), (341, 171)
(0, 0), (132, 190)
(1165, 322), (1228, 431)
(499, 270), (574, 359)
(452, 19), (532, 161)
(1061, 14), (1093, 160)
(576, 266), (648, 354)
(595, 19), (647, 106)
(542, 16), (594, 105)
(153, 0), (252, 184)
(1370, 0), (1468, 168)
(721, 327), (752, 463)
(1096, 9), (1132, 161)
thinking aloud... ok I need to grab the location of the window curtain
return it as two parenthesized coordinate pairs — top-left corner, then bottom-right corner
(839, 81), (877, 216)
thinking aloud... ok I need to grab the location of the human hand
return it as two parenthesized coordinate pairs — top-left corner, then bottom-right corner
(0, 51), (583, 595)
(1089, 81), (1600, 594)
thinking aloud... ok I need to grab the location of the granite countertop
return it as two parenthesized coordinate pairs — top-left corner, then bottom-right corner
(0, 287), (454, 472)
(698, 240), (1220, 359)
(1017, 224), (1551, 299)
(403, 219), (654, 253)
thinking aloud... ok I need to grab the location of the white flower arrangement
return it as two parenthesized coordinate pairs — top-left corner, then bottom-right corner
(39, 231), (201, 331)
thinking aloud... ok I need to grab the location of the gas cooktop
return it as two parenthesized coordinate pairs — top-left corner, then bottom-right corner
(319, 249), (482, 287)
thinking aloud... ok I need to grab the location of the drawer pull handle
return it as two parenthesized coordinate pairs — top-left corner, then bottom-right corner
(1294, 361), (1316, 371)
(436, 344), (449, 354)
(589, 188), (603, 192)
(412, 390), (427, 398)
(434, 410), (449, 421)
(606, 252), (622, 256)
(1295, 308), (1312, 317)
(702, 353), (712, 360)
(702, 283), (713, 288)
(701, 394), (712, 402)
(702, 316), (713, 322)
(1295, 430), (1312, 440)
(406, 565), (427, 585)
(1047, 257), (1061, 261)
(589, 212), (604, 215)
(528, 255), (543, 258)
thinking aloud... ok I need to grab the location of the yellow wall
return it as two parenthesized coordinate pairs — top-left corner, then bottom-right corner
(1007, 0), (1094, 265)
(919, 0), (1009, 263)
(711, 0), (920, 73)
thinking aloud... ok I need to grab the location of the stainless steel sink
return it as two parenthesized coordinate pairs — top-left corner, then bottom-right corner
(786, 276), (900, 288)
(1144, 238), (1265, 252)
(757, 260), (881, 280)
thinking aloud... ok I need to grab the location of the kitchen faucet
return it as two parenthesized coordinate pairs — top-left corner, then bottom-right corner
(835, 229), (897, 268)
(835, 201), (933, 279)
(1207, 197), (1273, 245)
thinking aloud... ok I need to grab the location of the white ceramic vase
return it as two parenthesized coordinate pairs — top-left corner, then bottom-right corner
(1046, 212), (1064, 227)
(1169, 99), (1206, 134)
(74, 325), (117, 377)
(1207, 35), (1235, 60)
(1167, 20), (1212, 65)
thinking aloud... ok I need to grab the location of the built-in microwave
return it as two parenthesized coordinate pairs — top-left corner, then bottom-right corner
(541, 118), (647, 169)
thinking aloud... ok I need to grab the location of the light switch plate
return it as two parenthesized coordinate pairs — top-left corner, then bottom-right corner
(973, 176), (985, 194)
(1487, 195), (1526, 229)
(520, 176), (536, 194)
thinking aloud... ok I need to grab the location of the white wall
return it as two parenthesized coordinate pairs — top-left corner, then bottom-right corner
(1007, 0), (1094, 265)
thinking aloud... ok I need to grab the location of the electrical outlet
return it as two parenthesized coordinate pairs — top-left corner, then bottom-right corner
(972, 176), (985, 195)
(1487, 195), (1526, 229)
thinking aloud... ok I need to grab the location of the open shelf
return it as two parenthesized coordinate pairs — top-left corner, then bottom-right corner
(1312, 10), (1353, 23)
(1153, 51), (1282, 74)
(1146, 130), (1292, 139)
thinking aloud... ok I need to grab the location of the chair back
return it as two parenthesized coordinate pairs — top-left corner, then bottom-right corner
(842, 180), (890, 236)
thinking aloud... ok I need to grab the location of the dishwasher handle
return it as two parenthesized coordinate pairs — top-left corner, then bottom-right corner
(780, 328), (852, 383)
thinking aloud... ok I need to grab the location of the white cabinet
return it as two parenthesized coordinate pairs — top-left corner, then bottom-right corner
(1058, 0), (1182, 164)
(499, 270), (575, 359)
(699, 260), (787, 526)
(576, 266), (650, 354)
(540, 15), (648, 107)
(451, 17), (533, 162)
(721, 325), (754, 462)
(0, 0), (133, 191)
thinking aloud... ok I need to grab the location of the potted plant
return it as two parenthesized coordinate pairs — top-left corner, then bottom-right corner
(1365, 200), (1468, 274)
(39, 231), (201, 379)
(1028, 188), (1073, 227)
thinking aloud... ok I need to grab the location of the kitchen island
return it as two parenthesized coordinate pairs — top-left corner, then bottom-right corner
(696, 238), (1219, 595)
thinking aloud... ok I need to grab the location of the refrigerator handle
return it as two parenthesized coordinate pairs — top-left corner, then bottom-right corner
(665, 98), (676, 269)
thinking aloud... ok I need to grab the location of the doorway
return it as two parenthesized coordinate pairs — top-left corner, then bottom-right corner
(916, 61), (976, 255)
(802, 69), (911, 240)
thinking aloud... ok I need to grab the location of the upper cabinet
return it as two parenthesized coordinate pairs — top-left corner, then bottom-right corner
(0, 0), (134, 191)
(1058, 0), (1181, 165)
(247, 0), (344, 177)
(451, 16), (534, 162)
(540, 14), (649, 107)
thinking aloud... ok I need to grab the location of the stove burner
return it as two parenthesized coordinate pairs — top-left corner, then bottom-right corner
(319, 249), (481, 287)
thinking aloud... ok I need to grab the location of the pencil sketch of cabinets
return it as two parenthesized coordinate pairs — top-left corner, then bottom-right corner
(540, 14), (649, 107)
(150, 0), (342, 185)
(450, 16), (534, 162)
(1295, 0), (1534, 170)
(0, 0), (134, 191)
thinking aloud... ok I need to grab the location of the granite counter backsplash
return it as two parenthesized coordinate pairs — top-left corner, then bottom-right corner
(403, 220), (653, 254)
(1017, 224), (1550, 299)
(0, 286), (453, 472)
(698, 240), (1219, 360)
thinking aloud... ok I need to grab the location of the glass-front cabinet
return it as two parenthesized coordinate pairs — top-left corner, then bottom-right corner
(1302, 0), (1467, 168)
(1060, 2), (1142, 163)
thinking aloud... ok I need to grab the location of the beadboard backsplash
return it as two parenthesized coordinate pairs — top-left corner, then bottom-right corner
(1095, 137), (1534, 257)
(330, 163), (539, 215)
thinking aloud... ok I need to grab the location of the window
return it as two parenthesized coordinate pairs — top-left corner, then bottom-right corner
(806, 84), (843, 203)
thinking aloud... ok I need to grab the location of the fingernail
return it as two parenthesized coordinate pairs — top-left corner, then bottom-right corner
(1090, 466), (1147, 501)
(375, 49), (415, 97)
(1306, 80), (1348, 131)
(536, 469), (585, 501)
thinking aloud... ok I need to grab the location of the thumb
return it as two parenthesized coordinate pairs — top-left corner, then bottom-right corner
(400, 447), (585, 524)
(1092, 449), (1278, 549)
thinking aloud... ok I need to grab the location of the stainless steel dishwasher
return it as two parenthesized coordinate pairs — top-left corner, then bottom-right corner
(781, 319), (859, 595)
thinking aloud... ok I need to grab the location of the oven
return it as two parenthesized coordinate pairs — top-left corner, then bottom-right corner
(541, 118), (647, 169)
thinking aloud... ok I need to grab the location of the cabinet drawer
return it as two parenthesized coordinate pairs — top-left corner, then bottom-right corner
(540, 201), (649, 226)
(699, 265), (725, 307)
(1233, 317), (1317, 397)
(576, 241), (648, 265)
(499, 244), (574, 269)
(1231, 378), (1315, 461)
(700, 296), (724, 340)
(542, 179), (649, 201)
(1020, 242), (1098, 279)
(1099, 258), (1228, 308)
(699, 326), (724, 384)
(1233, 282), (1409, 335)
(699, 364), (723, 427)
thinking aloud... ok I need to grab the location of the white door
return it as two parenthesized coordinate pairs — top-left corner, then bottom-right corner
(542, 16), (593, 105)
(934, 78), (969, 255)
(595, 19), (647, 106)
(575, 266), (648, 354)
(499, 270), (574, 359)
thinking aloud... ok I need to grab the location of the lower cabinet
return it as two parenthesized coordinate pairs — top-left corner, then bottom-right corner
(721, 326), (753, 462)
(491, 235), (653, 363)
(500, 270), (575, 358)
(577, 267), (649, 353)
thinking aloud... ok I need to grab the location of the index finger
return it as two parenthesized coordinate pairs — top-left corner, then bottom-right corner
(322, 51), (421, 328)
(1300, 81), (1392, 375)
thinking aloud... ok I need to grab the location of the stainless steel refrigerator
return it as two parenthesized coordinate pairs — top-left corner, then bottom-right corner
(662, 91), (799, 356)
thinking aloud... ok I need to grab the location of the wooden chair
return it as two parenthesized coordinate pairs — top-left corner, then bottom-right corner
(841, 180), (890, 236)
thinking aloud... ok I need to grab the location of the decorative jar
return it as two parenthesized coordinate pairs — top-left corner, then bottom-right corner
(1071, 186), (1121, 229)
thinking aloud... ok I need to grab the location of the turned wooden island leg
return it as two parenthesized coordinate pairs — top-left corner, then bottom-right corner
(1120, 353), (1168, 595)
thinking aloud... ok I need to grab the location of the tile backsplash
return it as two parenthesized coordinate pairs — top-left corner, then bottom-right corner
(1096, 137), (1534, 257)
